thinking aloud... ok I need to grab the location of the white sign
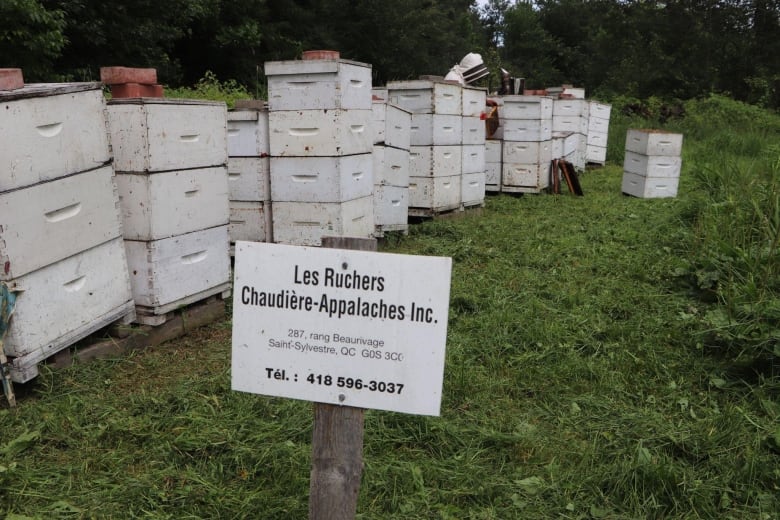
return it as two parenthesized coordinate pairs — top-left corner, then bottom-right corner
(231, 241), (452, 416)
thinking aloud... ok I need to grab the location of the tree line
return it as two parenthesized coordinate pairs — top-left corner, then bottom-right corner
(2, 0), (778, 108)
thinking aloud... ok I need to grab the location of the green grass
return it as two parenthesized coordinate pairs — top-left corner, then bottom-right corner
(2, 98), (780, 519)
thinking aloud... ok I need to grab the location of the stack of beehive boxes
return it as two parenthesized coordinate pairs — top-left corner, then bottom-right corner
(372, 90), (412, 235)
(265, 56), (374, 245)
(500, 95), (553, 193)
(226, 101), (272, 248)
(586, 101), (612, 165)
(461, 85), (487, 207)
(1, 81), (134, 382)
(552, 98), (589, 171)
(621, 129), (683, 198)
(388, 80), (462, 216)
(106, 97), (231, 325)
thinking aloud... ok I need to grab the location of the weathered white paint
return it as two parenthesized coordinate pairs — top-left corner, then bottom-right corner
(461, 86), (487, 117)
(409, 114), (462, 146)
(265, 59), (372, 111)
(622, 172), (680, 198)
(588, 116), (610, 134)
(227, 109), (270, 157)
(502, 118), (553, 142)
(552, 115), (589, 134)
(270, 154), (374, 203)
(501, 95), (554, 120)
(229, 201), (267, 243)
(461, 171), (486, 206)
(502, 140), (552, 166)
(271, 197), (375, 246)
(115, 166), (229, 241)
(485, 139), (502, 163)
(268, 109), (373, 157)
(227, 157), (270, 202)
(408, 174), (461, 211)
(586, 145), (607, 164)
(502, 162), (551, 190)
(461, 144), (486, 174)
(409, 145), (463, 178)
(623, 151), (682, 177)
(373, 145), (410, 187)
(1, 165), (121, 280)
(0, 86), (110, 191)
(485, 161), (502, 190)
(589, 101), (612, 120)
(553, 98), (590, 118)
(2, 238), (133, 359)
(373, 184), (409, 228)
(461, 116), (486, 145)
(587, 130), (609, 148)
(387, 80), (462, 115)
(124, 225), (231, 308)
(106, 99), (228, 172)
(625, 129), (684, 157)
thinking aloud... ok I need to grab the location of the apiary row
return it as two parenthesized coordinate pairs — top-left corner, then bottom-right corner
(483, 92), (612, 194)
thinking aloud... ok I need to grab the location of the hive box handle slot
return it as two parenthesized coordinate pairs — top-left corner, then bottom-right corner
(290, 128), (319, 137)
(185, 189), (200, 198)
(36, 122), (63, 138)
(179, 134), (200, 143)
(292, 175), (318, 183)
(45, 202), (82, 222)
(181, 250), (208, 265)
(63, 275), (86, 292)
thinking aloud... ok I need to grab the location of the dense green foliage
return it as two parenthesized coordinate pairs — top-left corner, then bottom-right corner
(2, 1), (777, 108)
(1, 95), (779, 519)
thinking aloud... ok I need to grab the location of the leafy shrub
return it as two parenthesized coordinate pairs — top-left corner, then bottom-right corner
(164, 71), (255, 108)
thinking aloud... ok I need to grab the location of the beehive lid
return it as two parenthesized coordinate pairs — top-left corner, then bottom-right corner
(0, 82), (102, 101)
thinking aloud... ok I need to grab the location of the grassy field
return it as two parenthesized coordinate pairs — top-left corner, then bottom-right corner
(2, 97), (779, 519)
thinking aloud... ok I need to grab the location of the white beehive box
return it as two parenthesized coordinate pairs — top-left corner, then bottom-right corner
(373, 145), (410, 187)
(2, 237), (133, 369)
(462, 144), (486, 174)
(462, 86), (487, 117)
(409, 114), (462, 146)
(272, 197), (374, 246)
(623, 151), (682, 177)
(125, 225), (231, 309)
(387, 80), (462, 115)
(625, 129), (683, 156)
(409, 174), (461, 212)
(270, 154), (373, 203)
(502, 162), (550, 190)
(265, 59), (372, 111)
(462, 116), (486, 145)
(501, 95), (554, 120)
(409, 145), (462, 177)
(589, 101), (612, 120)
(462, 171), (486, 206)
(374, 184), (409, 229)
(228, 157), (270, 202)
(622, 172), (679, 198)
(503, 140), (552, 165)
(115, 166), (229, 241)
(229, 201), (268, 243)
(586, 145), (607, 164)
(502, 118), (552, 142)
(107, 98), (227, 172)
(373, 101), (412, 150)
(553, 98), (590, 118)
(587, 131), (609, 151)
(1, 165), (121, 280)
(485, 161), (502, 191)
(588, 116), (610, 134)
(552, 115), (589, 134)
(268, 109), (372, 157)
(551, 131), (574, 159)
(227, 108), (270, 157)
(0, 83), (110, 191)
(485, 140), (502, 191)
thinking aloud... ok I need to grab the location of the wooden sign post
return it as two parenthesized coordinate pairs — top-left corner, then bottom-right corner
(231, 238), (452, 519)
(309, 237), (375, 520)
